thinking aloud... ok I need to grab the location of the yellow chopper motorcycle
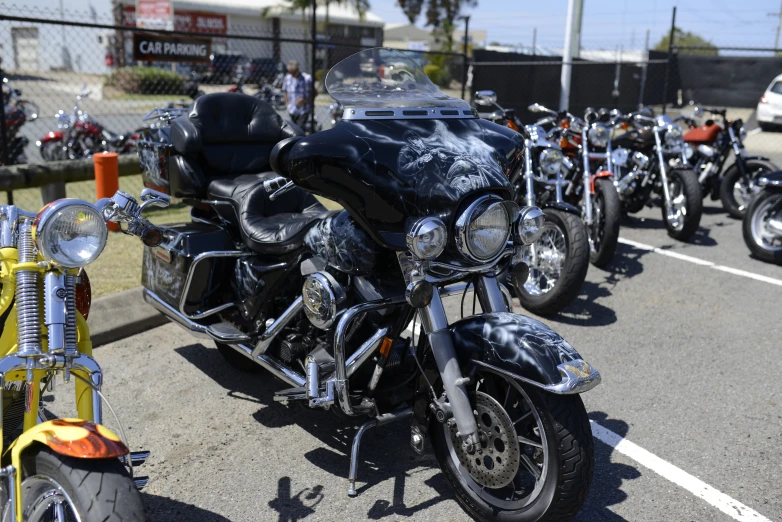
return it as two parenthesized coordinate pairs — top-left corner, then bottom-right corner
(0, 187), (168, 521)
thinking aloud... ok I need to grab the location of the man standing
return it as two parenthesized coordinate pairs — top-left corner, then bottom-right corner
(282, 59), (314, 130)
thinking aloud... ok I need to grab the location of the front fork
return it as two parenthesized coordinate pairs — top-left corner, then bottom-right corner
(420, 276), (508, 451)
(581, 128), (594, 226)
(653, 128), (673, 208)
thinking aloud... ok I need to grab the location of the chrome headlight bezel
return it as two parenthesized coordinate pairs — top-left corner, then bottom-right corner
(406, 216), (447, 260)
(588, 124), (610, 148)
(665, 124), (684, 148)
(34, 199), (108, 268)
(538, 148), (564, 175)
(515, 206), (545, 245)
(454, 195), (512, 263)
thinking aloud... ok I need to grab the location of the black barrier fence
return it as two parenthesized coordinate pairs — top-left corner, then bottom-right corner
(0, 4), (467, 211)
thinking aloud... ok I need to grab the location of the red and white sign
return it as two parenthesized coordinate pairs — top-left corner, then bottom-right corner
(136, 0), (173, 30)
(124, 6), (227, 35)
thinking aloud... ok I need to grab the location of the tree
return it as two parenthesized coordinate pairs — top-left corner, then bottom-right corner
(653, 27), (718, 56)
(422, 0), (476, 52)
(397, 0), (425, 24)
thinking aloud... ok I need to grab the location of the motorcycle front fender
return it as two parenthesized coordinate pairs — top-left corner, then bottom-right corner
(743, 155), (773, 164)
(449, 312), (601, 394)
(758, 170), (782, 188)
(541, 200), (581, 216)
(37, 131), (64, 145)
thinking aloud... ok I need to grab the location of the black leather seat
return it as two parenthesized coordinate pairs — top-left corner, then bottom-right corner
(169, 93), (329, 255)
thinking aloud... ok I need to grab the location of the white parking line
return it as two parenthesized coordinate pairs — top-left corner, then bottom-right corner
(591, 421), (772, 522)
(747, 127), (763, 137)
(619, 237), (782, 287)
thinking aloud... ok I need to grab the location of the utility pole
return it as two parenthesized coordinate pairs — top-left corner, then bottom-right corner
(638, 28), (650, 107)
(769, 0), (782, 50)
(461, 15), (470, 100)
(532, 28), (537, 56)
(559, 0), (583, 111)
(570, 0), (583, 59)
(661, 6), (677, 114)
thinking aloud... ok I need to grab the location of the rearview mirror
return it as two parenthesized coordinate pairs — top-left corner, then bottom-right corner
(474, 90), (497, 106)
(527, 103), (549, 114)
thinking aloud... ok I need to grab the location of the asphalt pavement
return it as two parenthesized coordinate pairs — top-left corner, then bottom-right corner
(59, 196), (780, 522)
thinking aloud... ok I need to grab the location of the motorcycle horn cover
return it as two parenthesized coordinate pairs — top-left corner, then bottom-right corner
(588, 124), (610, 148)
(538, 149), (564, 175)
(406, 217), (447, 260)
(35, 200), (108, 268)
(302, 272), (346, 329)
(455, 196), (510, 262)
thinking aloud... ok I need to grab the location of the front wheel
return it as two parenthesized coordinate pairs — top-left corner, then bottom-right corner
(662, 169), (702, 241)
(720, 160), (775, 219)
(742, 189), (782, 264)
(514, 209), (589, 316)
(20, 447), (144, 521)
(431, 368), (594, 522)
(588, 178), (621, 268)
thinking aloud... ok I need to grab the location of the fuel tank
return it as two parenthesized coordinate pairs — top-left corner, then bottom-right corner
(684, 123), (721, 144)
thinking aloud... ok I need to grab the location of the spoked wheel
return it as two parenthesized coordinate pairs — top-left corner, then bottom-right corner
(20, 447), (144, 521)
(742, 189), (782, 264)
(720, 161), (774, 219)
(587, 178), (621, 268)
(514, 209), (589, 316)
(662, 169), (702, 241)
(431, 367), (594, 522)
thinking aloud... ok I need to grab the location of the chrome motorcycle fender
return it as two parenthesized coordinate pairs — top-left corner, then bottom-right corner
(449, 311), (600, 394)
(541, 200), (581, 216)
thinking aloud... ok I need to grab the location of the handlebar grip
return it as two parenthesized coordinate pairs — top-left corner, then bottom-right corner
(263, 176), (289, 193)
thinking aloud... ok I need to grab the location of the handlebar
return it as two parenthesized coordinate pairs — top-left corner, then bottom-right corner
(97, 188), (171, 246)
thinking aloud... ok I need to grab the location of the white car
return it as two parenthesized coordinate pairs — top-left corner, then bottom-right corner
(756, 73), (782, 130)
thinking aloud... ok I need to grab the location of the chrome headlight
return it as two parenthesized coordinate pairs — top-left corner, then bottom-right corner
(665, 125), (684, 148)
(611, 147), (629, 167)
(35, 200), (108, 268)
(302, 272), (345, 329)
(515, 206), (545, 245)
(455, 196), (511, 263)
(406, 217), (447, 260)
(588, 124), (610, 148)
(538, 148), (564, 175)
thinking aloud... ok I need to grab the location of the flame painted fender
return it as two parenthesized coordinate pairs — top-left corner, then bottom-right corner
(589, 170), (614, 193)
(448, 312), (601, 394)
(6, 419), (128, 520)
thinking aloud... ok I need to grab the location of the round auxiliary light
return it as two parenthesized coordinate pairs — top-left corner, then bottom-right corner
(515, 206), (545, 245)
(302, 272), (345, 330)
(34, 199), (108, 268)
(406, 217), (447, 260)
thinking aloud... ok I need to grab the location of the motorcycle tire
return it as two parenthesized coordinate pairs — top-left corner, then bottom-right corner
(431, 372), (594, 522)
(20, 447), (144, 521)
(39, 141), (65, 162)
(589, 178), (621, 268)
(216, 342), (261, 373)
(514, 209), (589, 316)
(720, 160), (775, 219)
(742, 189), (782, 265)
(662, 169), (702, 241)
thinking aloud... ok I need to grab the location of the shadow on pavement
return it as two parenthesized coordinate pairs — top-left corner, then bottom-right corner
(576, 412), (640, 522)
(174, 343), (455, 520)
(143, 493), (232, 522)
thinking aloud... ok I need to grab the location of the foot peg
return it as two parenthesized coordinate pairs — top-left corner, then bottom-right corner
(347, 408), (413, 497)
(120, 450), (150, 490)
(133, 477), (149, 490)
(273, 386), (308, 402)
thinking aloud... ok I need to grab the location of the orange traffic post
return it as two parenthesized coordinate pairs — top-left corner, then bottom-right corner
(94, 152), (119, 231)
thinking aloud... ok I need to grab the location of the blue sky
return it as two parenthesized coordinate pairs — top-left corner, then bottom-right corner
(371, 0), (782, 51)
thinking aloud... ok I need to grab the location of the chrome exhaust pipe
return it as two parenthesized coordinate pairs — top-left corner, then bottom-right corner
(133, 477), (149, 490)
(143, 289), (305, 387)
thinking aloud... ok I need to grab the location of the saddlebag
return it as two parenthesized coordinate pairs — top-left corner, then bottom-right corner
(141, 222), (235, 314)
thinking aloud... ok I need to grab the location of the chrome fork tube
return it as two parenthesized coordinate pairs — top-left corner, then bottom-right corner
(654, 129), (672, 205)
(16, 220), (41, 386)
(524, 139), (536, 207)
(421, 289), (479, 449)
(582, 127), (593, 225)
(475, 276), (508, 312)
(44, 272), (66, 353)
(64, 273), (78, 354)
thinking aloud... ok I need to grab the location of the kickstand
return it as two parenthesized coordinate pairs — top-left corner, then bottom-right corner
(347, 407), (413, 497)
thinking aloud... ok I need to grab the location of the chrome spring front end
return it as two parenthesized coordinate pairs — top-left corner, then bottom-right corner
(15, 220), (41, 357)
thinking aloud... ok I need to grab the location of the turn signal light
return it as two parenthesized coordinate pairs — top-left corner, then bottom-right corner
(76, 269), (92, 320)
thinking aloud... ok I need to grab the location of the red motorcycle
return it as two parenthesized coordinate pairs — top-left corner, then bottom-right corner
(36, 90), (142, 161)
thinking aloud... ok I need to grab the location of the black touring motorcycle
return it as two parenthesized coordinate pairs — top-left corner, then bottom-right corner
(136, 49), (600, 521)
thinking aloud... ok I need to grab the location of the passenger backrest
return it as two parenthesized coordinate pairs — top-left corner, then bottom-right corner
(169, 93), (288, 198)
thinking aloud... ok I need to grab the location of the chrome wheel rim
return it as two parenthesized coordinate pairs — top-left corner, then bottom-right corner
(665, 178), (687, 231)
(444, 370), (549, 509)
(22, 475), (81, 522)
(522, 223), (566, 295)
(588, 191), (605, 255)
(750, 194), (782, 252)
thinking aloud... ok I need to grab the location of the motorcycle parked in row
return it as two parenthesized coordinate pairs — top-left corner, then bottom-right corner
(0, 102), (32, 166)
(529, 104), (622, 268)
(742, 171), (782, 264)
(611, 110), (703, 240)
(139, 49), (601, 522)
(36, 90), (141, 161)
(2, 78), (39, 122)
(680, 105), (776, 218)
(0, 188), (162, 520)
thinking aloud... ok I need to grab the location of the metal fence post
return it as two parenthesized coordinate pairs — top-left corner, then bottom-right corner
(310, 0), (317, 133)
(461, 16), (470, 100)
(661, 6), (677, 115)
(0, 63), (10, 205)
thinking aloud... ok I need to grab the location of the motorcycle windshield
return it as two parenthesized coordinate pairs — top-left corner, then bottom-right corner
(325, 48), (470, 111)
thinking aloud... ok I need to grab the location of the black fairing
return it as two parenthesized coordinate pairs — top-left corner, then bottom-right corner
(286, 118), (522, 250)
(304, 210), (378, 275)
(449, 312), (583, 385)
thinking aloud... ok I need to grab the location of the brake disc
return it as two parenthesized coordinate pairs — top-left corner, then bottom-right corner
(449, 391), (520, 489)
